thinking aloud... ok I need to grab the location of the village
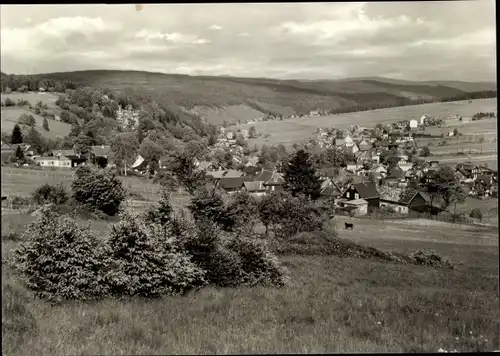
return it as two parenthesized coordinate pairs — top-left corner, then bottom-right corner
(2, 111), (496, 220)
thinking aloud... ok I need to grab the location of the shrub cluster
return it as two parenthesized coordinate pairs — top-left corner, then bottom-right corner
(71, 165), (126, 216)
(12, 197), (288, 302)
(31, 183), (68, 205)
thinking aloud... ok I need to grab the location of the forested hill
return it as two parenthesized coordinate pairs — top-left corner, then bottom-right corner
(1, 70), (497, 126)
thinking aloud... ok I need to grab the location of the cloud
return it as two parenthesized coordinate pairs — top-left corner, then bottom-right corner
(135, 29), (209, 45)
(0, 3), (495, 81)
(208, 24), (223, 30)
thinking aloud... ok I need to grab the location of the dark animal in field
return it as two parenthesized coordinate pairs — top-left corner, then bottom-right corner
(345, 222), (354, 230)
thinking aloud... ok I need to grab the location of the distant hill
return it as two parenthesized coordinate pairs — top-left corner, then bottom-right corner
(11, 70), (498, 125)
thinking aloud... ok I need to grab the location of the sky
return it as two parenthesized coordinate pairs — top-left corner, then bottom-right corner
(0, 2), (496, 82)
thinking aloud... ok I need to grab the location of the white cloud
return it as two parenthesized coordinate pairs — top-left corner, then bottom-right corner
(1, 16), (122, 56)
(208, 24), (223, 30)
(135, 29), (209, 45)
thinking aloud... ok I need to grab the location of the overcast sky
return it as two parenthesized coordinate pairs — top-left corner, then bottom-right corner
(0, 2), (496, 81)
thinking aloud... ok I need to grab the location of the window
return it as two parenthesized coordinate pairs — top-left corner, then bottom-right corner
(354, 193), (359, 200)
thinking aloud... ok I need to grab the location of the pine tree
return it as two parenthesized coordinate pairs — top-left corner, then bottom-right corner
(283, 149), (322, 200)
(43, 117), (49, 131)
(11, 124), (23, 144)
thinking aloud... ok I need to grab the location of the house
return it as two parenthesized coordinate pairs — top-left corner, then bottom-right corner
(319, 184), (343, 201)
(226, 131), (235, 140)
(344, 135), (355, 147)
(341, 182), (380, 209)
(335, 138), (346, 147)
(36, 155), (72, 168)
(1, 143), (34, 161)
(206, 169), (246, 181)
(252, 170), (285, 193)
(409, 119), (418, 129)
(90, 145), (111, 167)
(243, 181), (267, 197)
(338, 198), (369, 216)
(218, 177), (252, 194)
(350, 143), (360, 154)
(355, 150), (371, 165)
(420, 115), (429, 125)
(378, 187), (429, 214)
(131, 154), (148, 171)
(384, 166), (406, 187)
(448, 131), (455, 137)
(242, 166), (262, 176)
(398, 163), (413, 172)
(475, 174), (494, 190)
(358, 139), (371, 151)
(195, 160), (225, 172)
(52, 149), (87, 168)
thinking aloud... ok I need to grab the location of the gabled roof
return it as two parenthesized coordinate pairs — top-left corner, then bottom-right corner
(242, 166), (261, 176)
(351, 182), (379, 199)
(344, 198), (368, 206)
(377, 186), (422, 205)
(243, 181), (266, 192)
(219, 177), (252, 190)
(224, 169), (246, 178)
(476, 174), (492, 183)
(53, 149), (77, 157)
(131, 154), (146, 169)
(91, 145), (111, 156)
(320, 184), (343, 197)
(253, 170), (273, 183)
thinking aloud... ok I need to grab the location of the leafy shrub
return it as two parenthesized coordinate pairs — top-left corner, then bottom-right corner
(409, 249), (454, 269)
(9, 196), (33, 209)
(107, 213), (206, 298)
(143, 189), (172, 226)
(72, 165), (126, 216)
(469, 208), (483, 220)
(11, 208), (112, 302)
(32, 184), (68, 205)
(4, 98), (15, 107)
(177, 218), (288, 287)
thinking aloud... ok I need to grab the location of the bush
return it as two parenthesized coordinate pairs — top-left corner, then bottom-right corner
(409, 249), (454, 269)
(4, 98), (15, 107)
(177, 218), (289, 287)
(107, 213), (206, 297)
(72, 165), (126, 216)
(11, 208), (112, 302)
(469, 208), (483, 220)
(32, 184), (68, 205)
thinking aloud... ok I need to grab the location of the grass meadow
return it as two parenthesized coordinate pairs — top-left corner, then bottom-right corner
(2, 211), (498, 354)
(1, 106), (71, 140)
(231, 98), (497, 149)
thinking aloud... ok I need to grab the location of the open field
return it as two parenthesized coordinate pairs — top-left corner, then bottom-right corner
(231, 98), (497, 149)
(0, 167), (191, 208)
(1, 92), (60, 108)
(1, 106), (71, 140)
(2, 212), (498, 354)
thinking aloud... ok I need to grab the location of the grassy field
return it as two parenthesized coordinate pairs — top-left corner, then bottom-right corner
(2, 212), (498, 354)
(1, 107), (71, 140)
(232, 98), (497, 149)
(0, 92), (60, 108)
(0, 167), (191, 208)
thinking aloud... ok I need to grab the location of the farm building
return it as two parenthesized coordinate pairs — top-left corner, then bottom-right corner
(357, 139), (371, 151)
(218, 177), (252, 194)
(195, 160), (225, 172)
(420, 115), (429, 125)
(378, 187), (429, 214)
(344, 135), (355, 148)
(90, 145), (111, 168)
(341, 182), (380, 209)
(36, 155), (72, 168)
(52, 149), (87, 167)
(338, 198), (369, 216)
(243, 181), (267, 197)
(409, 119), (418, 129)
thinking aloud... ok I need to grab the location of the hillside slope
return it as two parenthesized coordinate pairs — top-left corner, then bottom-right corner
(31, 70), (496, 125)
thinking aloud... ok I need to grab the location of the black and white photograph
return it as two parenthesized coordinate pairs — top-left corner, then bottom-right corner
(1, 1), (498, 354)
